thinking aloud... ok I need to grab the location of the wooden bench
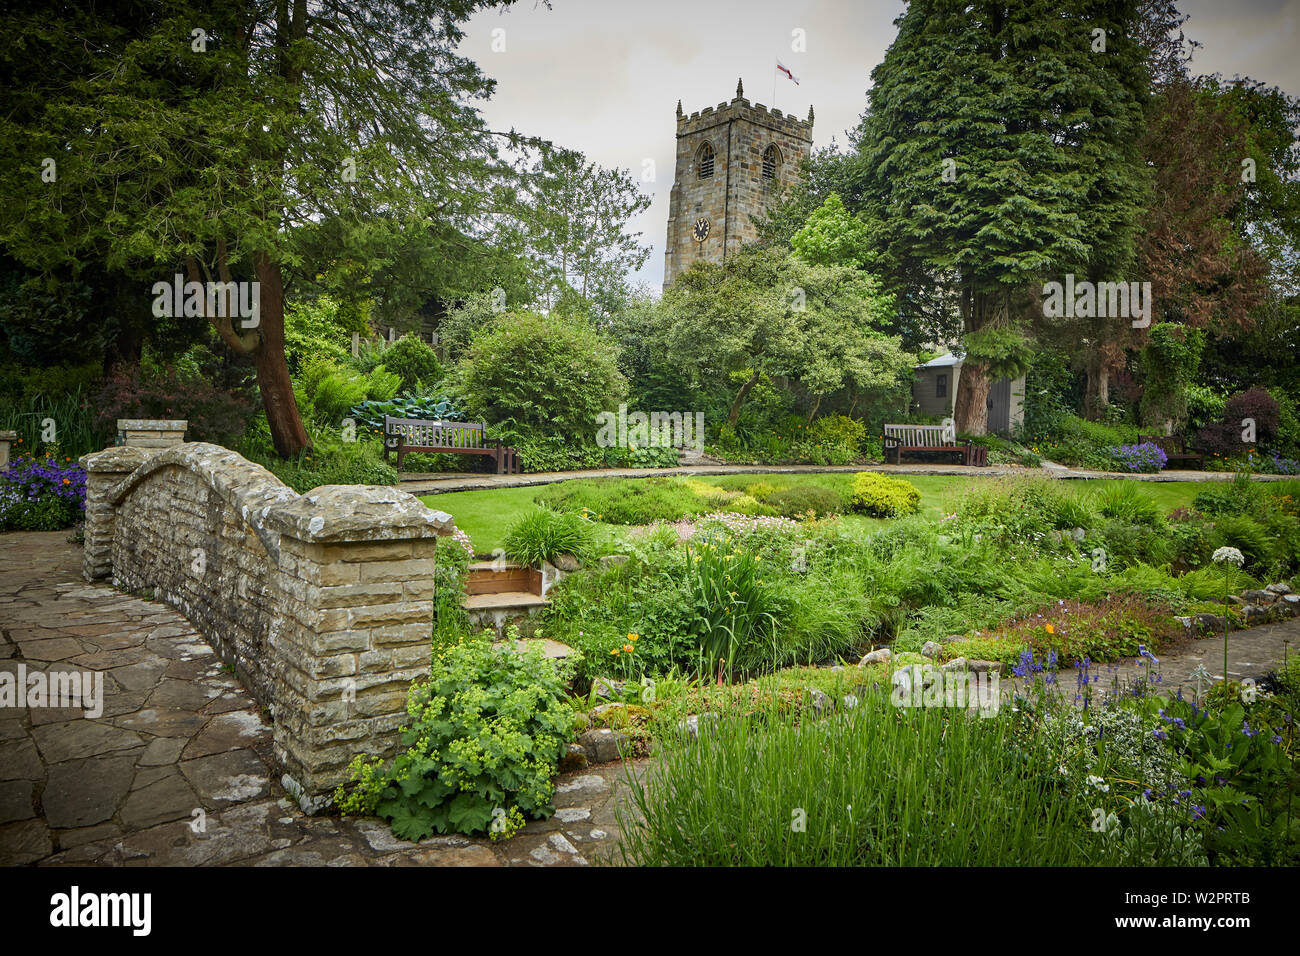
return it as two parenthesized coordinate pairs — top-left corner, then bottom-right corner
(384, 416), (519, 474)
(882, 423), (986, 466)
(1138, 434), (1204, 471)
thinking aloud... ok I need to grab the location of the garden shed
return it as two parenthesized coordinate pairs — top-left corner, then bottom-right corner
(911, 352), (1025, 437)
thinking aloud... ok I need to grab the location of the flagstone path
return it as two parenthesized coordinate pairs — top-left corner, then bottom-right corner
(0, 531), (644, 867)
(396, 462), (1285, 496)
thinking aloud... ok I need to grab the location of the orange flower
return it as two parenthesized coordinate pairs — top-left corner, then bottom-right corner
(62, 478), (70, 485)
(1044, 623), (1055, 634)
(610, 648), (620, 656)
(623, 644), (634, 653)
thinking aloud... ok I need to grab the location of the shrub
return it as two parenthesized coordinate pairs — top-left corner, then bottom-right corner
(94, 363), (257, 444)
(1108, 442), (1167, 473)
(0, 456), (86, 530)
(1196, 388), (1280, 457)
(337, 632), (576, 840)
(456, 312), (626, 444)
(374, 335), (443, 392)
(850, 472), (920, 518)
(535, 477), (707, 525)
(791, 414), (867, 464)
(766, 484), (849, 518)
(503, 507), (596, 566)
(744, 481), (777, 502)
(1193, 474), (1264, 517)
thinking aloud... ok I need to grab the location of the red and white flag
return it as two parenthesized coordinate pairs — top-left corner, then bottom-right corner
(776, 59), (800, 85)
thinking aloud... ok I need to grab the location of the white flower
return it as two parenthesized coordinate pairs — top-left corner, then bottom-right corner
(1212, 546), (1245, 567)
(1085, 774), (1110, 793)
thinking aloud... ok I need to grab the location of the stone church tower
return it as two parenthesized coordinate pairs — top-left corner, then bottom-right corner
(663, 79), (814, 288)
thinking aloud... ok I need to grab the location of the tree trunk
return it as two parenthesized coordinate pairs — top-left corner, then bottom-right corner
(1082, 352), (1110, 421)
(953, 361), (990, 435)
(254, 255), (311, 458)
(805, 393), (823, 425)
(728, 369), (762, 427)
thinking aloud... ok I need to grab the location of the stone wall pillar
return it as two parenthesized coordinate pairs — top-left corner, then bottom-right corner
(117, 419), (187, 448)
(0, 430), (16, 468)
(79, 446), (151, 581)
(80, 442), (453, 811)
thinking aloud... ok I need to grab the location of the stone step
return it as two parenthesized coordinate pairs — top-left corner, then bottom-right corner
(464, 590), (549, 611)
(490, 637), (575, 659)
(466, 563), (542, 597)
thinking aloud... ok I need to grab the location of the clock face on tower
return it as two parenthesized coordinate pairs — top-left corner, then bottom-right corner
(693, 217), (710, 242)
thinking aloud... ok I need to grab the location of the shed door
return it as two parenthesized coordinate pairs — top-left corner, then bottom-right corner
(987, 378), (1011, 436)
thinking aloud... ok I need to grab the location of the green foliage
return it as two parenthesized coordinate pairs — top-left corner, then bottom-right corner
(765, 484), (848, 518)
(1092, 482), (1163, 526)
(372, 335), (443, 393)
(283, 295), (357, 376)
(534, 476), (707, 525)
(338, 632), (576, 841)
(1140, 324), (1205, 427)
(790, 193), (874, 267)
(617, 694), (1161, 866)
(850, 472), (921, 518)
(681, 538), (781, 677)
(241, 426), (396, 493)
(456, 311), (627, 444)
(1140, 694), (1300, 865)
(503, 507), (596, 566)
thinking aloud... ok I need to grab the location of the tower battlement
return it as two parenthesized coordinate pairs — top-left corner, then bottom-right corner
(664, 80), (814, 288)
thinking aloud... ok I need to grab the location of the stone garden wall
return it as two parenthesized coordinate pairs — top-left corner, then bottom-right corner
(79, 440), (454, 810)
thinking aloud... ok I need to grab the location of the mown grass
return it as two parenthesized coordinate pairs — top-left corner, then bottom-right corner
(424, 473), (1206, 553)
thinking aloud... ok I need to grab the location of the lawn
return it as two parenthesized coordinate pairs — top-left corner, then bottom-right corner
(423, 473), (1206, 554)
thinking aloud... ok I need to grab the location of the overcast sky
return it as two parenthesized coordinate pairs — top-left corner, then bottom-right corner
(455, 0), (1300, 293)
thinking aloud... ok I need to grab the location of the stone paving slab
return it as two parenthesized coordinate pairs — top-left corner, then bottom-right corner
(397, 462), (1285, 496)
(0, 530), (644, 867)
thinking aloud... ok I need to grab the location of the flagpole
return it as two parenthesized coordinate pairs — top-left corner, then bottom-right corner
(773, 61), (777, 110)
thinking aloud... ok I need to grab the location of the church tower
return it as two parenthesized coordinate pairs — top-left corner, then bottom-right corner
(663, 79), (814, 288)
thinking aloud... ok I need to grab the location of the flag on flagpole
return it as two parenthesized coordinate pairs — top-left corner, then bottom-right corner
(776, 59), (800, 85)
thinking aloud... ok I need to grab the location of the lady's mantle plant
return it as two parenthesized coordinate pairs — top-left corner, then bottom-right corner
(336, 628), (577, 841)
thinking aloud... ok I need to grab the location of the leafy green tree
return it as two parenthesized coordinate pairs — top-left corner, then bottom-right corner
(0, 0), (525, 457)
(658, 248), (803, 427)
(782, 258), (913, 421)
(790, 194), (874, 268)
(849, 0), (1150, 434)
(518, 147), (652, 312)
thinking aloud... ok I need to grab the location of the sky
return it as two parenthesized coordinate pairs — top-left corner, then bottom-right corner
(455, 0), (1300, 294)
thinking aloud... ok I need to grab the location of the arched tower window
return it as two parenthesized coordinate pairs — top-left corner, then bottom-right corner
(762, 144), (781, 181)
(697, 142), (715, 179)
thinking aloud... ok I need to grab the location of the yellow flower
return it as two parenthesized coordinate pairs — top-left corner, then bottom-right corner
(610, 648), (620, 656)
(624, 644), (634, 653)
(628, 633), (639, 642)
(1044, 623), (1055, 634)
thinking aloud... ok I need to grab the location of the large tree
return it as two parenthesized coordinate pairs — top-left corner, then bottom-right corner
(0, 0), (530, 457)
(849, 0), (1151, 434)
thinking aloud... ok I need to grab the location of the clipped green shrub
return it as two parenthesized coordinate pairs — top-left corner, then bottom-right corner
(503, 507), (596, 566)
(375, 335), (443, 392)
(535, 476), (707, 524)
(850, 472), (920, 518)
(766, 484), (849, 518)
